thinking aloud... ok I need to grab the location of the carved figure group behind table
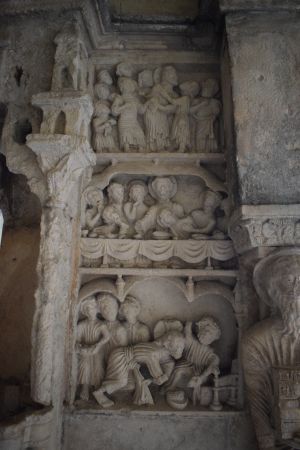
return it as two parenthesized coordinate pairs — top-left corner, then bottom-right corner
(92, 63), (221, 153)
(81, 177), (225, 240)
(242, 248), (300, 450)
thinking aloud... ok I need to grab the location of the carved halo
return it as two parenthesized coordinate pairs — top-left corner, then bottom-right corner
(253, 247), (300, 306)
(148, 176), (177, 200)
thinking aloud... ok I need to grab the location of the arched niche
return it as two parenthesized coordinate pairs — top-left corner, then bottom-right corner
(77, 277), (237, 371)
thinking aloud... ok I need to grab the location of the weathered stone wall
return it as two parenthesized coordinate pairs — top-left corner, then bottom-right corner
(0, 227), (40, 381)
(225, 12), (300, 204)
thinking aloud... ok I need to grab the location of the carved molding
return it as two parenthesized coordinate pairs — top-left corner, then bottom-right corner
(229, 205), (300, 254)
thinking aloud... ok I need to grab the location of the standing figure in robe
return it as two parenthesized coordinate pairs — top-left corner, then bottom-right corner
(93, 331), (185, 408)
(112, 77), (146, 152)
(97, 293), (128, 364)
(143, 66), (178, 151)
(165, 317), (221, 406)
(242, 249), (300, 450)
(119, 295), (150, 344)
(170, 81), (199, 153)
(191, 79), (221, 153)
(76, 296), (110, 401)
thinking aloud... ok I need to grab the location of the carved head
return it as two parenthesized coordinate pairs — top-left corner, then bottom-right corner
(116, 62), (134, 78)
(179, 81), (199, 98)
(150, 177), (177, 201)
(120, 296), (141, 324)
(84, 187), (104, 207)
(162, 66), (178, 87)
(95, 83), (110, 101)
(203, 190), (222, 211)
(98, 293), (119, 322)
(107, 183), (124, 204)
(201, 79), (219, 98)
(129, 181), (147, 202)
(196, 316), (221, 345)
(118, 77), (138, 95)
(254, 248), (300, 339)
(158, 331), (185, 360)
(138, 70), (153, 88)
(96, 69), (113, 85)
(80, 296), (99, 319)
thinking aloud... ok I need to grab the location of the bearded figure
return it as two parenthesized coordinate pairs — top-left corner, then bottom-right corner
(242, 248), (300, 450)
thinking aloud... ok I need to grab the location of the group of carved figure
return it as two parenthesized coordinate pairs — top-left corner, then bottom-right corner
(76, 293), (221, 410)
(92, 63), (221, 153)
(82, 176), (226, 240)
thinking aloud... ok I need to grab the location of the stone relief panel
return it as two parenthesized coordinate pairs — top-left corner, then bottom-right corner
(80, 175), (235, 269)
(91, 63), (222, 154)
(75, 279), (239, 411)
(242, 248), (300, 450)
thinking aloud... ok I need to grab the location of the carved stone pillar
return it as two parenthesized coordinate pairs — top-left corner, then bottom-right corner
(26, 133), (95, 406)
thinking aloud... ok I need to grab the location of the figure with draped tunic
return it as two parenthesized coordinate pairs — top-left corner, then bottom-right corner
(112, 77), (146, 152)
(76, 296), (110, 401)
(97, 293), (128, 365)
(142, 66), (178, 151)
(165, 318), (221, 406)
(93, 331), (185, 408)
(191, 79), (221, 153)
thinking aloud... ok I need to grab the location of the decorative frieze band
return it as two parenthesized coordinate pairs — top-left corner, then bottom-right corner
(229, 205), (300, 254)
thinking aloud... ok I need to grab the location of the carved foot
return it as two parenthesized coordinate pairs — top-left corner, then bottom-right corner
(93, 390), (114, 408)
(80, 385), (89, 401)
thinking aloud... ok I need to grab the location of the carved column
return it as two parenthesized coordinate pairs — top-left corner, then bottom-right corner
(26, 133), (95, 406)
(220, 3), (300, 447)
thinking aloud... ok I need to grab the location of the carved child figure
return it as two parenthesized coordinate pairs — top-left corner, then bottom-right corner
(165, 317), (221, 406)
(93, 331), (185, 408)
(191, 79), (221, 153)
(92, 101), (117, 153)
(94, 69), (114, 101)
(76, 296), (110, 401)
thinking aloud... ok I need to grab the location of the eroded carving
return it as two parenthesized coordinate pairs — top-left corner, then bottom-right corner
(81, 176), (227, 242)
(91, 63), (221, 153)
(242, 248), (300, 449)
